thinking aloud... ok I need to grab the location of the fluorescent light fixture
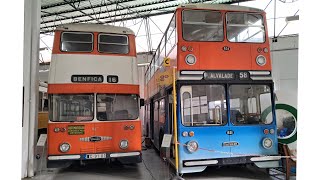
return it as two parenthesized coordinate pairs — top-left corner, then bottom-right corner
(286, 15), (299, 22)
(39, 47), (48, 51)
(137, 63), (150, 67)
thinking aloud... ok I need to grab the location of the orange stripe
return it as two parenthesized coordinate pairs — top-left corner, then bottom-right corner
(48, 84), (139, 94)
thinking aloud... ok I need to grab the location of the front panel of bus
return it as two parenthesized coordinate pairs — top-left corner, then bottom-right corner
(174, 7), (278, 173)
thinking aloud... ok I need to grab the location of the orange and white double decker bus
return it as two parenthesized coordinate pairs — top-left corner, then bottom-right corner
(47, 23), (143, 168)
(144, 4), (280, 174)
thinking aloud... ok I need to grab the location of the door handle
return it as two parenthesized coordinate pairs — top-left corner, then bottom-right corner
(226, 130), (234, 135)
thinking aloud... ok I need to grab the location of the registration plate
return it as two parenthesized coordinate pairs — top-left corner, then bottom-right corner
(222, 142), (239, 147)
(85, 153), (106, 159)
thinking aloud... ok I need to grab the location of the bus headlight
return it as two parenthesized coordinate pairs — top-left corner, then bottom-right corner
(185, 54), (196, 65)
(59, 143), (70, 153)
(262, 138), (273, 149)
(120, 140), (129, 149)
(256, 55), (266, 66)
(186, 141), (198, 153)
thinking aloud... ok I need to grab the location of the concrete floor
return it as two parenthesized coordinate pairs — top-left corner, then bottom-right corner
(26, 147), (294, 180)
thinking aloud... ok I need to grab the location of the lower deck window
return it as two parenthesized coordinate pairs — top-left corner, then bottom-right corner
(97, 94), (139, 120)
(181, 85), (227, 126)
(229, 85), (273, 125)
(49, 94), (94, 121)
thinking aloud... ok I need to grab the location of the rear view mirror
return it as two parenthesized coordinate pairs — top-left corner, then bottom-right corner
(140, 99), (145, 107)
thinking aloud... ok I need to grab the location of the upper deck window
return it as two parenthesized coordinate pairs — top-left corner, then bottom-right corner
(226, 13), (265, 43)
(98, 34), (129, 54)
(61, 32), (93, 52)
(182, 10), (223, 42)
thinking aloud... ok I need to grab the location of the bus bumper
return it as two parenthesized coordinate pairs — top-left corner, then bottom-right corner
(47, 151), (142, 168)
(250, 156), (281, 168)
(180, 155), (281, 173)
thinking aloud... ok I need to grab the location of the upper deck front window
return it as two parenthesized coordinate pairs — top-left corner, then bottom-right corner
(226, 13), (265, 43)
(98, 34), (129, 54)
(182, 10), (223, 42)
(61, 32), (93, 52)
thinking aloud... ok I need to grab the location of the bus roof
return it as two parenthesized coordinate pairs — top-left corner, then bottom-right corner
(177, 3), (263, 12)
(55, 23), (135, 35)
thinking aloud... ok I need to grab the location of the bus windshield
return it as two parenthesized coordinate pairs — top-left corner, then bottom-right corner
(97, 94), (139, 121)
(49, 94), (94, 122)
(229, 84), (273, 125)
(226, 12), (265, 43)
(181, 85), (227, 126)
(182, 10), (223, 41)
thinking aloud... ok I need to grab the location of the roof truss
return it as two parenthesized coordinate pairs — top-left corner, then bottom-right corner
(40, 0), (251, 34)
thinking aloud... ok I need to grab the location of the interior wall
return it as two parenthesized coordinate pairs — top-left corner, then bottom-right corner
(270, 34), (298, 153)
(271, 35), (298, 108)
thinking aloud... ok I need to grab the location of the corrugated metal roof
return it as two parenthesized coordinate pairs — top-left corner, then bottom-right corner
(40, 0), (252, 34)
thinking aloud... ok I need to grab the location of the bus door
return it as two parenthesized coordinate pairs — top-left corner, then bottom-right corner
(150, 100), (154, 140)
(167, 91), (175, 158)
(153, 101), (160, 149)
(180, 85), (231, 159)
(227, 84), (277, 157)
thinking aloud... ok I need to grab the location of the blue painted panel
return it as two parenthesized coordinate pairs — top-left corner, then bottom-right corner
(229, 125), (278, 156)
(178, 125), (231, 161)
(176, 94), (231, 161)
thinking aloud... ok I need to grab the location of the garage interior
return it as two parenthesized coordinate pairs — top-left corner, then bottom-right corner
(20, 0), (299, 179)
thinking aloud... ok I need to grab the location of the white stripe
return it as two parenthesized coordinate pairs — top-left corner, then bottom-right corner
(178, 76), (203, 80)
(180, 71), (205, 75)
(48, 155), (81, 160)
(250, 76), (273, 80)
(184, 160), (218, 166)
(250, 156), (282, 162)
(110, 152), (140, 158)
(249, 71), (271, 75)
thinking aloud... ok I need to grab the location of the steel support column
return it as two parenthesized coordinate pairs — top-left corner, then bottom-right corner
(22, 0), (40, 178)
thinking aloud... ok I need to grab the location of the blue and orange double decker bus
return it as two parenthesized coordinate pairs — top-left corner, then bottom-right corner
(144, 4), (279, 174)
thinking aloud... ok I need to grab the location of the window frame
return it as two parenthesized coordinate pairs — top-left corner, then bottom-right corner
(96, 93), (139, 121)
(181, 9), (224, 42)
(49, 93), (95, 122)
(98, 33), (129, 54)
(60, 31), (94, 52)
(226, 12), (266, 44)
(228, 84), (273, 126)
(180, 84), (228, 127)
